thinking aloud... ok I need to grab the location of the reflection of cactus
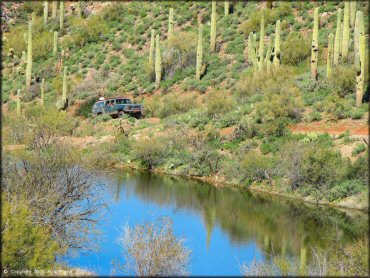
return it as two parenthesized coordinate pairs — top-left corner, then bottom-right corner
(341, 2), (350, 60)
(224, 1), (229, 16)
(52, 1), (57, 18)
(355, 33), (365, 107)
(333, 8), (342, 65)
(43, 1), (48, 26)
(168, 8), (174, 38)
(273, 20), (281, 67)
(258, 13), (265, 72)
(60, 1), (64, 30)
(53, 31), (58, 56)
(155, 35), (161, 89)
(210, 1), (217, 53)
(25, 21), (33, 90)
(326, 33), (334, 78)
(41, 78), (45, 106)
(196, 24), (203, 80)
(311, 8), (319, 80)
(149, 29), (155, 72)
(17, 89), (21, 115)
(350, 1), (356, 29)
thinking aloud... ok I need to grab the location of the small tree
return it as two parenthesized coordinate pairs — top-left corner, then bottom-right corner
(116, 217), (190, 276)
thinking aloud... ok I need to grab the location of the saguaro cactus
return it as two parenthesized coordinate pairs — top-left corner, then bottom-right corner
(333, 8), (342, 65)
(326, 33), (334, 78)
(258, 13), (265, 72)
(224, 1), (229, 16)
(62, 66), (67, 105)
(210, 1), (217, 53)
(149, 29), (155, 70)
(53, 31), (58, 56)
(354, 11), (363, 56)
(43, 1), (48, 26)
(311, 8), (319, 80)
(21, 51), (27, 64)
(196, 24), (203, 80)
(17, 89), (21, 115)
(25, 21), (33, 90)
(155, 35), (161, 89)
(60, 1), (64, 30)
(273, 20), (281, 67)
(265, 38), (273, 74)
(350, 1), (356, 29)
(355, 32), (365, 107)
(52, 1), (57, 18)
(41, 78), (45, 106)
(342, 2), (350, 60)
(168, 8), (174, 38)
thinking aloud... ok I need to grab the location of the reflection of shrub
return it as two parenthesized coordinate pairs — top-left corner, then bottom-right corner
(281, 32), (310, 65)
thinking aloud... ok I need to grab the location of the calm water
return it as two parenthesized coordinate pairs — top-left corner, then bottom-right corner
(64, 170), (368, 276)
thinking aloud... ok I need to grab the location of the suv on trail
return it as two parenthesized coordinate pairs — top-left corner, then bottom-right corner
(92, 98), (143, 118)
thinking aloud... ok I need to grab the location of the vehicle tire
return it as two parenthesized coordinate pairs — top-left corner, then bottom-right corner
(118, 111), (125, 118)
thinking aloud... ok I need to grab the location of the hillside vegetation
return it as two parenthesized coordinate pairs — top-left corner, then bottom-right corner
(2, 1), (369, 207)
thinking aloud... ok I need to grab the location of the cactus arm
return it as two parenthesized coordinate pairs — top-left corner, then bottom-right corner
(60, 1), (64, 30)
(258, 13), (265, 72)
(326, 33), (334, 78)
(17, 89), (21, 115)
(43, 1), (48, 26)
(273, 20), (281, 67)
(168, 8), (174, 39)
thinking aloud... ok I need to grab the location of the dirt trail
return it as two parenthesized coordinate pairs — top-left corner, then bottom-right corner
(289, 119), (369, 139)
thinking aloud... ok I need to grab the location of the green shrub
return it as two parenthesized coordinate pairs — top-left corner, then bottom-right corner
(308, 111), (322, 122)
(281, 32), (310, 65)
(329, 66), (356, 97)
(328, 179), (365, 201)
(206, 90), (236, 117)
(351, 109), (365, 119)
(352, 144), (366, 156)
(131, 137), (169, 169)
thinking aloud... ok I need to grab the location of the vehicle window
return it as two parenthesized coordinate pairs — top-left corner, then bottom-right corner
(116, 99), (124, 104)
(124, 99), (131, 104)
(96, 102), (104, 108)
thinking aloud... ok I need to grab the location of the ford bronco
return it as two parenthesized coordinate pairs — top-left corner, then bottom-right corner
(92, 98), (143, 118)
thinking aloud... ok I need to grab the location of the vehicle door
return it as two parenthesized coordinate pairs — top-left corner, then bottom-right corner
(102, 100), (114, 114)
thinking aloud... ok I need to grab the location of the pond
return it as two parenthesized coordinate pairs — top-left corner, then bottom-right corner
(64, 170), (368, 276)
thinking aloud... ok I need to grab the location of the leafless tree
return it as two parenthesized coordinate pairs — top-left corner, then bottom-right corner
(115, 216), (190, 276)
(2, 129), (106, 255)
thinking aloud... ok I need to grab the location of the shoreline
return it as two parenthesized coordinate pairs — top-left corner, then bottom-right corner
(113, 162), (369, 213)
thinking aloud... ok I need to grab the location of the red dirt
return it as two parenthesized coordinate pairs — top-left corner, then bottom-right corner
(289, 119), (369, 137)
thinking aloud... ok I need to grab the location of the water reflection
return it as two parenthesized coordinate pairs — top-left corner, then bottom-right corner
(105, 170), (368, 266)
